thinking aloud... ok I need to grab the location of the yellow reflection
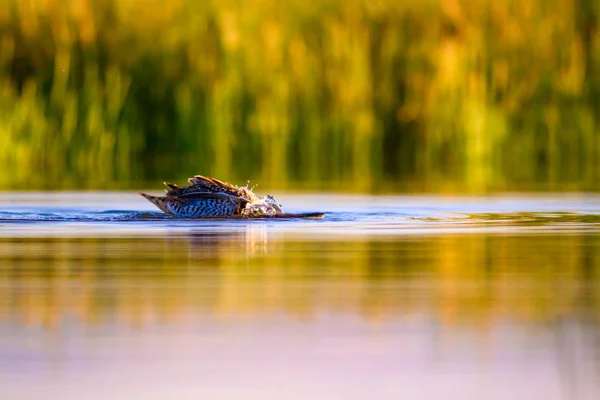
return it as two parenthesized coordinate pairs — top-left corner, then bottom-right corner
(0, 233), (598, 334)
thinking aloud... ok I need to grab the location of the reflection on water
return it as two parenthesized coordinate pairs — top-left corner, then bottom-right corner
(0, 193), (599, 399)
(1, 230), (600, 399)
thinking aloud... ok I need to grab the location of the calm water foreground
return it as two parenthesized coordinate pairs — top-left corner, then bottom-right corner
(0, 193), (599, 399)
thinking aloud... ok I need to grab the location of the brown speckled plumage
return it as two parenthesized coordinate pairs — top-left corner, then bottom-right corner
(140, 175), (255, 217)
(140, 175), (325, 219)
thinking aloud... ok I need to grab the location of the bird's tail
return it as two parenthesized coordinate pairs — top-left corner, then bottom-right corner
(139, 193), (171, 214)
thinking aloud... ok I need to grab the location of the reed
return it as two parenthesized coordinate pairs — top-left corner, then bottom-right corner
(0, 0), (598, 191)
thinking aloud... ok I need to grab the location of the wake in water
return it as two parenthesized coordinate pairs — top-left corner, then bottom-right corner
(0, 209), (325, 223)
(0, 194), (598, 238)
(2, 208), (599, 226)
(0, 209), (171, 222)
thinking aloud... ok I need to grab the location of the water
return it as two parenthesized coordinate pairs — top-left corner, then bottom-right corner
(1, 193), (599, 399)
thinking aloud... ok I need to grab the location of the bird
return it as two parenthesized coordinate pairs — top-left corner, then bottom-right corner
(140, 175), (323, 219)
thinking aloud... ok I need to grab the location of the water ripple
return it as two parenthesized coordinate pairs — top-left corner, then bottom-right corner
(0, 193), (598, 237)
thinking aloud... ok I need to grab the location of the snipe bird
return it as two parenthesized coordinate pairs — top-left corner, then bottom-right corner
(140, 175), (323, 219)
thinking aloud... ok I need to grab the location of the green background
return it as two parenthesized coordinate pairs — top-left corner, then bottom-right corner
(1, 0), (599, 192)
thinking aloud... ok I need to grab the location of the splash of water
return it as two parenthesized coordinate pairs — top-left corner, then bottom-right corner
(235, 183), (284, 217)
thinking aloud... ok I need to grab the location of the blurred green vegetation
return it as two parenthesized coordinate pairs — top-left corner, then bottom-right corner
(0, 0), (599, 191)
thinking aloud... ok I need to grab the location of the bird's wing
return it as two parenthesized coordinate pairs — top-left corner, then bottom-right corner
(164, 175), (253, 201)
(176, 191), (249, 206)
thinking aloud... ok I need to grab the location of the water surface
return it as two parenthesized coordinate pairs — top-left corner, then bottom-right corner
(0, 193), (599, 399)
